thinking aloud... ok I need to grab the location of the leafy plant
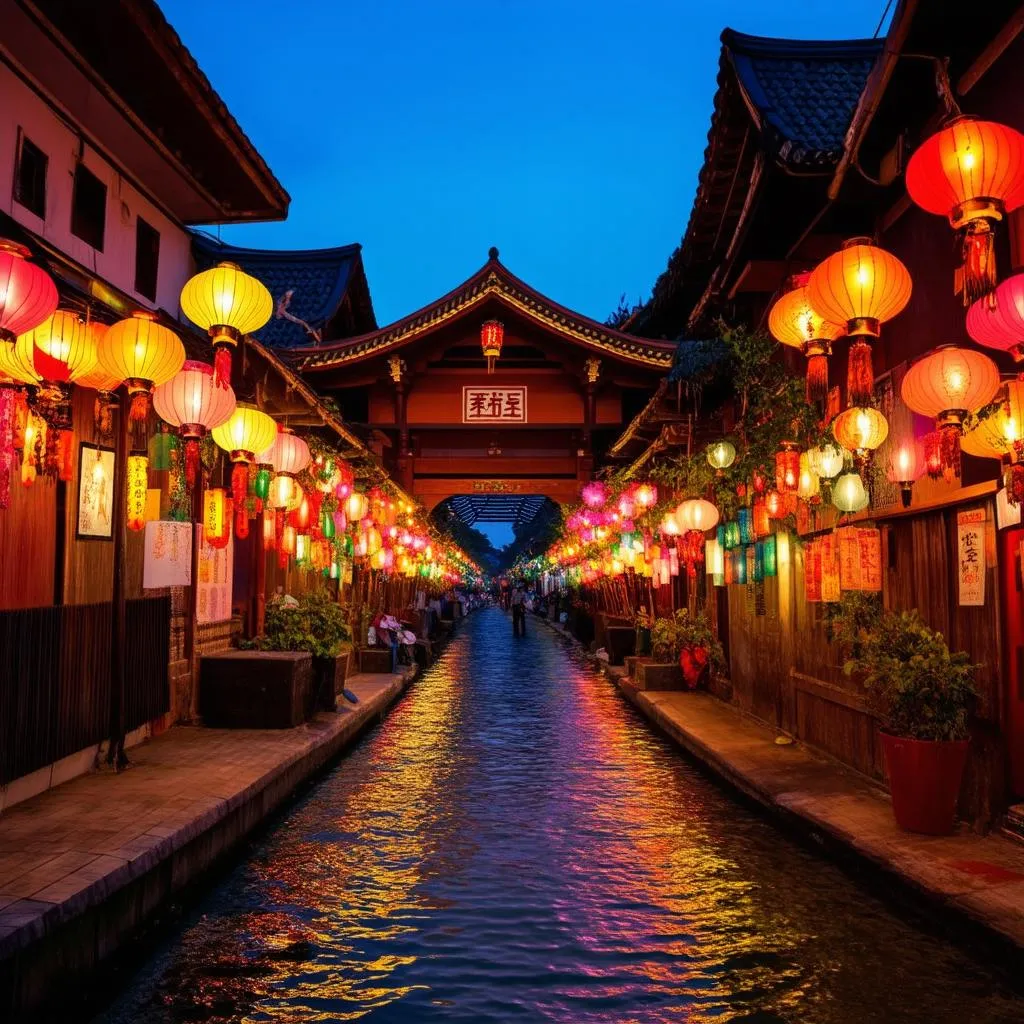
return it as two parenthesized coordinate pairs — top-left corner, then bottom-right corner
(650, 609), (724, 669)
(825, 591), (883, 656)
(262, 590), (351, 660)
(842, 609), (977, 741)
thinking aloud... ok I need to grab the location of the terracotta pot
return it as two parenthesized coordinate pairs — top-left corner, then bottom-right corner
(679, 644), (709, 690)
(880, 731), (969, 835)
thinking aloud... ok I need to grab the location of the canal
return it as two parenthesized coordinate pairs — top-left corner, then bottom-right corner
(92, 607), (1022, 1023)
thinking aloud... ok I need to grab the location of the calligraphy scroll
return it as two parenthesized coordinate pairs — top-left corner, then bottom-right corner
(957, 508), (986, 606)
(143, 521), (192, 588)
(820, 532), (840, 602)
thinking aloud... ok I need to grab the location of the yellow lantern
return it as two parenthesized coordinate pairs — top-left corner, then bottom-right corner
(180, 262), (273, 386)
(832, 406), (888, 466)
(203, 487), (227, 546)
(126, 453), (148, 531)
(706, 440), (736, 472)
(345, 491), (369, 522)
(211, 403), (276, 462)
(17, 309), (97, 389)
(796, 452), (820, 501)
(270, 472), (302, 511)
(97, 311), (185, 421)
(833, 472), (869, 513)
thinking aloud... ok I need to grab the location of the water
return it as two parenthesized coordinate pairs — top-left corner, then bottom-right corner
(92, 607), (1023, 1023)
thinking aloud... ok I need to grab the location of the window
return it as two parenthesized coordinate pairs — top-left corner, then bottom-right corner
(134, 217), (160, 301)
(13, 133), (47, 219)
(71, 164), (106, 250)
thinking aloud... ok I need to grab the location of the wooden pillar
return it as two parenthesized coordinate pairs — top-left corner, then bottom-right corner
(106, 391), (128, 768)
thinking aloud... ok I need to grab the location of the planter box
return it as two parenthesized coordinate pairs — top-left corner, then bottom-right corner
(359, 647), (394, 674)
(200, 651), (313, 729)
(605, 626), (636, 666)
(634, 660), (684, 691)
(624, 655), (653, 680)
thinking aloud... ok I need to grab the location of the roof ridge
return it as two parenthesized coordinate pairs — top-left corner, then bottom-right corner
(191, 231), (362, 261)
(722, 27), (884, 56)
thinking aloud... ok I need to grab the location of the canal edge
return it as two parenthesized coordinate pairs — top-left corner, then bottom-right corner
(535, 615), (1024, 975)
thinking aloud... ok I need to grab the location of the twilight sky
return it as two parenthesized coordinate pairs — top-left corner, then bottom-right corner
(164, 0), (889, 328)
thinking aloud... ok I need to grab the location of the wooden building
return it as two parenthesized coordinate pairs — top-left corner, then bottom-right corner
(632, 2), (1024, 828)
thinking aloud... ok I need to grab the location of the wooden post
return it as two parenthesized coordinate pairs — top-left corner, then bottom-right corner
(253, 511), (266, 637)
(107, 392), (128, 769)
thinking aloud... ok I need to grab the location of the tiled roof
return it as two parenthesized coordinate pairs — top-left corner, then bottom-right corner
(724, 30), (882, 168)
(191, 233), (362, 348)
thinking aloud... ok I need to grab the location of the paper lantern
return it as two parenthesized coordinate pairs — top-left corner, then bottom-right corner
(98, 311), (185, 421)
(963, 381), (1024, 504)
(480, 319), (504, 373)
(211, 403), (276, 463)
(906, 116), (1024, 304)
(886, 437), (924, 508)
(675, 498), (720, 534)
(0, 240), (58, 348)
(775, 442), (800, 494)
(737, 506), (753, 544)
(752, 497), (770, 537)
(126, 453), (148, 531)
(833, 472), (869, 514)
(180, 261), (273, 386)
(632, 483), (658, 509)
(966, 272), (1024, 361)
(797, 452), (820, 502)
(808, 443), (845, 481)
(808, 239), (911, 406)
(345, 491), (369, 522)
(17, 310), (97, 390)
(281, 523), (297, 555)
(706, 440), (736, 471)
(901, 345), (999, 477)
(258, 425), (310, 476)
(832, 406), (889, 465)
(153, 361), (236, 488)
(765, 490), (785, 518)
(203, 488), (229, 549)
(764, 535), (778, 577)
(767, 273), (845, 402)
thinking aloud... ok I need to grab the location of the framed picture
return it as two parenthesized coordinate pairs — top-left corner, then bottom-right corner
(76, 442), (115, 540)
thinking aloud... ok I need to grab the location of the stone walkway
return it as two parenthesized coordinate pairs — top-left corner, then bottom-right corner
(541, 618), (1024, 960)
(0, 667), (416, 1010)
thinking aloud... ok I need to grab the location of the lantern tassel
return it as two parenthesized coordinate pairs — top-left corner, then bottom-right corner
(939, 423), (962, 481)
(847, 340), (874, 407)
(129, 392), (150, 423)
(1008, 462), (1024, 507)
(806, 353), (828, 404)
(214, 347), (233, 389)
(960, 222), (998, 308)
(231, 462), (249, 540)
(185, 438), (200, 490)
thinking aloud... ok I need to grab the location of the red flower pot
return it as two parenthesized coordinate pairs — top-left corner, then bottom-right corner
(879, 732), (969, 835)
(679, 644), (709, 690)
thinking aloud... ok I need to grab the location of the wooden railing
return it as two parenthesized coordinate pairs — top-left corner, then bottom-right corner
(0, 596), (170, 785)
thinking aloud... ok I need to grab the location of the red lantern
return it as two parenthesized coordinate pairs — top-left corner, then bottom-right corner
(966, 271), (1024, 361)
(0, 240), (58, 349)
(901, 346), (1000, 478)
(752, 497), (769, 538)
(153, 361), (236, 489)
(775, 442), (801, 495)
(906, 116), (1024, 305)
(765, 490), (784, 518)
(480, 319), (504, 373)
(886, 437), (924, 508)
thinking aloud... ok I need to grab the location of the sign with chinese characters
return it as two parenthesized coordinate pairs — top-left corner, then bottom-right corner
(957, 508), (986, 606)
(143, 521), (192, 589)
(837, 527), (882, 592)
(462, 386), (527, 423)
(820, 532), (840, 603)
(196, 524), (233, 624)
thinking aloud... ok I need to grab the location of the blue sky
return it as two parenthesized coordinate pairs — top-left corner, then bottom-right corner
(163, 0), (889, 546)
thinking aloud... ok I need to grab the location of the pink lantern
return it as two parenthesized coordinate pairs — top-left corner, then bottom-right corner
(581, 480), (607, 509)
(966, 271), (1024, 361)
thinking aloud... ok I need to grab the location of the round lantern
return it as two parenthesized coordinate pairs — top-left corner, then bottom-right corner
(76, 325), (122, 435)
(807, 443), (846, 483)
(963, 381), (1024, 504)
(775, 442), (801, 494)
(153, 361), (236, 488)
(808, 238), (911, 407)
(706, 440), (736, 472)
(966, 272), (1024, 361)
(833, 472), (869, 514)
(480, 319), (504, 374)
(270, 472), (303, 511)
(17, 309), (97, 390)
(257, 425), (310, 515)
(797, 452), (820, 502)
(211, 403), (276, 540)
(832, 406), (889, 467)
(0, 240), (58, 347)
(98, 311), (185, 421)
(632, 482), (658, 510)
(345, 491), (369, 522)
(767, 273), (845, 402)
(900, 345), (999, 478)
(674, 498), (720, 534)
(906, 116), (1024, 304)
(180, 262), (273, 387)
(886, 437), (924, 508)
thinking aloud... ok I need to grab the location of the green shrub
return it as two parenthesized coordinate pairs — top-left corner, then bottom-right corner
(650, 608), (724, 669)
(262, 590), (351, 660)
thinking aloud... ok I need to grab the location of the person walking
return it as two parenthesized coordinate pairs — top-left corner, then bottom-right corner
(511, 585), (526, 637)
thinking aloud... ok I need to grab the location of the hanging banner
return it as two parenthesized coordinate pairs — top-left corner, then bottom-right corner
(196, 524), (234, 624)
(957, 508), (986, 606)
(820, 532), (840, 603)
(859, 528), (883, 592)
(837, 527), (882, 592)
(805, 539), (822, 602)
(142, 521), (192, 589)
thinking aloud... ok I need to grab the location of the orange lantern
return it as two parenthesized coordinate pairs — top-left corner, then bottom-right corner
(808, 238), (911, 407)
(345, 490), (369, 522)
(767, 273), (844, 402)
(752, 497), (770, 537)
(885, 437), (924, 508)
(76, 326), (122, 435)
(906, 116), (1024, 305)
(480, 319), (504, 373)
(97, 311), (185, 421)
(126, 453), (148, 531)
(797, 452), (820, 503)
(900, 346), (999, 477)
(203, 488), (229, 549)
(262, 508), (277, 550)
(153, 361), (236, 488)
(832, 406), (889, 467)
(775, 442), (801, 494)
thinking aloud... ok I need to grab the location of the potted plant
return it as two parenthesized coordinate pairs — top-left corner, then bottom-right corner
(842, 608), (976, 835)
(673, 610), (725, 690)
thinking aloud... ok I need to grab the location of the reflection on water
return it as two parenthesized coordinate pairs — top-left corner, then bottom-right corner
(94, 608), (1022, 1023)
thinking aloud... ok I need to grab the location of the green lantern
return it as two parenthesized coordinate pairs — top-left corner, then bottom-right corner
(321, 508), (336, 539)
(764, 535), (778, 577)
(150, 426), (174, 471)
(254, 464), (272, 500)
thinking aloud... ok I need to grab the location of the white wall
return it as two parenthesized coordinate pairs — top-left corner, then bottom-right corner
(0, 62), (192, 314)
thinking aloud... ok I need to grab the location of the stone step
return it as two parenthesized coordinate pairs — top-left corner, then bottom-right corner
(1001, 803), (1024, 846)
